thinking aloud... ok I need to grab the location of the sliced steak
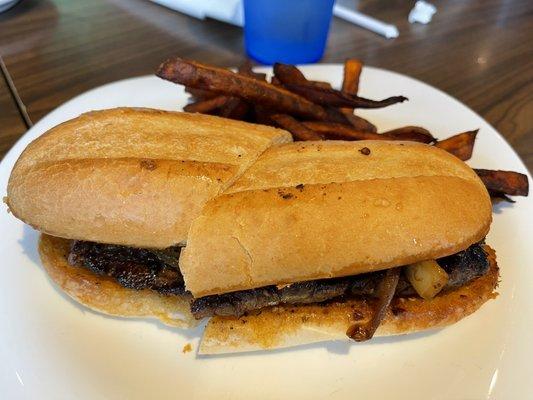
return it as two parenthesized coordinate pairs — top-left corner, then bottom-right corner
(68, 241), (186, 295)
(191, 278), (351, 319)
(191, 287), (281, 319)
(68, 239), (489, 318)
(191, 243), (489, 319)
(438, 243), (490, 289)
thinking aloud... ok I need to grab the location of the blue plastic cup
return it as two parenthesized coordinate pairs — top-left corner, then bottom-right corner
(243, 0), (335, 65)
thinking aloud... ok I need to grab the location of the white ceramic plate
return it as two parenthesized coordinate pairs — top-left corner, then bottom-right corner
(0, 65), (531, 399)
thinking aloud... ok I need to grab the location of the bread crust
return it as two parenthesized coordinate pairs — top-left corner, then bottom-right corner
(228, 140), (483, 193)
(181, 141), (492, 297)
(7, 108), (292, 248)
(199, 246), (499, 354)
(39, 234), (196, 327)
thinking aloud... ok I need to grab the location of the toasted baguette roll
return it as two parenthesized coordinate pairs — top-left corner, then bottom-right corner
(6, 108), (292, 248)
(180, 141), (492, 297)
(39, 234), (196, 327)
(199, 246), (499, 354)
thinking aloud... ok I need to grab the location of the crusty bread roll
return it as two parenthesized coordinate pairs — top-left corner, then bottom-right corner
(199, 246), (499, 354)
(180, 141), (492, 297)
(7, 108), (292, 248)
(39, 234), (197, 327)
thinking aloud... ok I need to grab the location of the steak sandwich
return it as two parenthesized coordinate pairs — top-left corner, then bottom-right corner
(6, 108), (499, 353)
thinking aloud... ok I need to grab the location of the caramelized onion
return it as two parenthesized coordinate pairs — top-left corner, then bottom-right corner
(347, 267), (400, 341)
(405, 260), (449, 299)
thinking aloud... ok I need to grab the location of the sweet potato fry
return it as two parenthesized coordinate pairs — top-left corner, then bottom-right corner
(339, 60), (370, 132)
(253, 105), (276, 126)
(434, 130), (478, 160)
(271, 76), (282, 86)
(340, 110), (377, 132)
(308, 80), (333, 89)
(157, 57), (327, 120)
(283, 83), (408, 109)
(186, 61), (256, 116)
(381, 126), (436, 144)
(322, 107), (357, 125)
(271, 114), (324, 141)
(273, 63), (308, 84)
(302, 122), (435, 143)
(302, 121), (386, 141)
(238, 61), (267, 81)
(474, 169), (529, 196)
(184, 87), (219, 101)
(488, 190), (515, 203)
(183, 95), (229, 113)
(185, 61), (258, 115)
(212, 61), (259, 119)
(274, 64), (405, 109)
(218, 97), (250, 120)
(274, 63), (332, 89)
(342, 59), (363, 95)
(237, 60), (254, 75)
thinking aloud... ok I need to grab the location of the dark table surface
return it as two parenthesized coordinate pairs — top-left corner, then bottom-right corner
(0, 0), (531, 170)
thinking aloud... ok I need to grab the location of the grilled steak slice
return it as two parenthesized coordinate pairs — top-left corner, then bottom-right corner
(191, 243), (489, 319)
(67, 239), (489, 318)
(68, 241), (186, 295)
(190, 275), (380, 319)
(438, 243), (490, 288)
(191, 278), (352, 319)
(282, 279), (351, 303)
(191, 287), (281, 319)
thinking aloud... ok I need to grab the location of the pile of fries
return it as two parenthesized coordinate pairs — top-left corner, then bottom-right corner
(156, 57), (528, 202)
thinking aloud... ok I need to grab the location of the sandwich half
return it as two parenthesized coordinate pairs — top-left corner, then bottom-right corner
(6, 108), (292, 327)
(178, 140), (498, 353)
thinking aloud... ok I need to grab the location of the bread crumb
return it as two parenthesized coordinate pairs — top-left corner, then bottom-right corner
(182, 343), (192, 353)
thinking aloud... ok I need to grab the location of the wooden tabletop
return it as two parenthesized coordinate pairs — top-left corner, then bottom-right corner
(1, 0), (531, 170)
(0, 60), (26, 157)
